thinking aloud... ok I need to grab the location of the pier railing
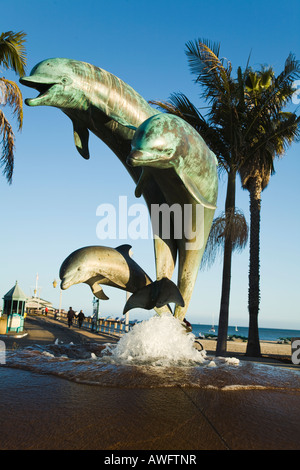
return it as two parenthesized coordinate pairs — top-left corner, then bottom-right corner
(44, 310), (133, 337)
(80, 316), (130, 337)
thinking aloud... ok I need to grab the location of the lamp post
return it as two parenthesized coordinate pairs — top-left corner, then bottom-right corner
(34, 273), (41, 311)
(92, 296), (99, 332)
(53, 279), (62, 319)
(125, 291), (130, 333)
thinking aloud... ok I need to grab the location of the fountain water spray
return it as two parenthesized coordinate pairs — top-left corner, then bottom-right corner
(105, 314), (208, 366)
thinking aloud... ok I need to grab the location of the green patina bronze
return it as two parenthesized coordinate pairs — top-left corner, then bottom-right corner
(20, 58), (218, 321)
(128, 114), (218, 320)
(128, 114), (218, 209)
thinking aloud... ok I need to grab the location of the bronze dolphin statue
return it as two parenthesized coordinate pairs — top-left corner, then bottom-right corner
(20, 58), (176, 314)
(20, 59), (218, 321)
(59, 244), (149, 299)
(127, 113), (218, 320)
(59, 244), (183, 315)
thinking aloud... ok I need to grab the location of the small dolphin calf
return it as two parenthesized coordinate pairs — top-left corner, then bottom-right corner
(59, 244), (183, 315)
(60, 244), (151, 300)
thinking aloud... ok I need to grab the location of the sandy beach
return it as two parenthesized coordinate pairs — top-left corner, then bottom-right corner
(0, 315), (299, 451)
(200, 337), (292, 363)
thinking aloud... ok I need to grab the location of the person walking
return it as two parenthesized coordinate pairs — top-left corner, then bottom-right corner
(77, 310), (85, 328)
(67, 307), (75, 328)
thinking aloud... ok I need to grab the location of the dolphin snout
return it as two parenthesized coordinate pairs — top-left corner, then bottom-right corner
(60, 278), (71, 290)
(60, 272), (78, 290)
(60, 263), (88, 290)
(127, 150), (156, 167)
(127, 150), (146, 167)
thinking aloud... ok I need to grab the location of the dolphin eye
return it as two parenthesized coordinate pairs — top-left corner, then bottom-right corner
(154, 137), (166, 148)
(61, 76), (72, 86)
(77, 267), (82, 271)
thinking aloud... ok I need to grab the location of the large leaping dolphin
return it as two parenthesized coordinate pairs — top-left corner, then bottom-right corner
(20, 58), (177, 314)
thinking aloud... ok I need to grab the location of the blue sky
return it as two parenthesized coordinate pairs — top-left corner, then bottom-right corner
(0, 0), (299, 328)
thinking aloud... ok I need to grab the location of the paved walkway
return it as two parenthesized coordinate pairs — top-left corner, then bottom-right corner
(2, 314), (118, 350)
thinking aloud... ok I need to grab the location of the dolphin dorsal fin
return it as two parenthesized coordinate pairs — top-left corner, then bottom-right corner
(72, 120), (90, 160)
(115, 244), (133, 257)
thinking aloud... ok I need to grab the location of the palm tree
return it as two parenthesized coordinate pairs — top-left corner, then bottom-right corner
(239, 59), (300, 356)
(152, 40), (300, 357)
(151, 40), (249, 355)
(0, 31), (26, 183)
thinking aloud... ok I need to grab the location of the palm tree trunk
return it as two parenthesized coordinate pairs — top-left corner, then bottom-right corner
(216, 170), (236, 356)
(246, 177), (262, 357)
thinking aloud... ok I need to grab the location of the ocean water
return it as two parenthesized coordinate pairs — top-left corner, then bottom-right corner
(191, 324), (300, 342)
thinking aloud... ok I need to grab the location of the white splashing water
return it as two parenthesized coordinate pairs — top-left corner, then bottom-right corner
(104, 313), (239, 367)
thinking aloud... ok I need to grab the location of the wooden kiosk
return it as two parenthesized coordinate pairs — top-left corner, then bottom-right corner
(2, 281), (27, 333)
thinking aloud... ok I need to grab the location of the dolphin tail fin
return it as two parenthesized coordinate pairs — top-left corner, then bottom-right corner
(123, 277), (184, 315)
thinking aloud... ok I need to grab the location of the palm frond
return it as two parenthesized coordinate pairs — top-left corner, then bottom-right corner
(201, 208), (249, 269)
(245, 55), (300, 128)
(0, 78), (23, 129)
(0, 31), (27, 76)
(185, 38), (221, 78)
(151, 92), (205, 127)
(278, 53), (300, 85)
(185, 39), (233, 102)
(0, 109), (15, 183)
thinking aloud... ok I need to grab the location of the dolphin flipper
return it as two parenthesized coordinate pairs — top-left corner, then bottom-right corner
(134, 168), (151, 198)
(123, 278), (184, 315)
(86, 279), (109, 300)
(72, 120), (90, 159)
